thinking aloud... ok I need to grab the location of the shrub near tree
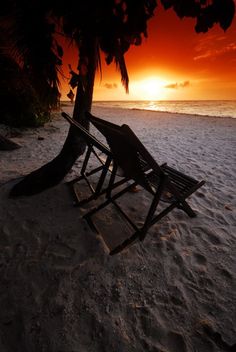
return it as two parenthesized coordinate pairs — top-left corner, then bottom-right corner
(0, 55), (50, 128)
(0, 2), (60, 128)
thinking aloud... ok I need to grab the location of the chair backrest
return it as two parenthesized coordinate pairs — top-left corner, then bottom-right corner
(86, 112), (164, 192)
(62, 112), (112, 156)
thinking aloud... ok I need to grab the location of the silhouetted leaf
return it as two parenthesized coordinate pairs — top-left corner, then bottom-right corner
(69, 72), (79, 89)
(161, 0), (173, 10)
(56, 44), (63, 57)
(215, 0), (235, 30)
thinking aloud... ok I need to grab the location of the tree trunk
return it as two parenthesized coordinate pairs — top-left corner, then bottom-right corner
(9, 35), (98, 197)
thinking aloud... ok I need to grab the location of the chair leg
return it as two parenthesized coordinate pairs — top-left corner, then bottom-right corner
(85, 215), (100, 234)
(178, 200), (196, 217)
(139, 179), (167, 241)
(106, 163), (118, 198)
(167, 182), (197, 218)
(148, 202), (177, 228)
(80, 146), (92, 174)
(67, 148), (92, 186)
(94, 156), (112, 196)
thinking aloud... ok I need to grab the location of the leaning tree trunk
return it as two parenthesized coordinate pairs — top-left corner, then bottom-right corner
(9, 35), (98, 197)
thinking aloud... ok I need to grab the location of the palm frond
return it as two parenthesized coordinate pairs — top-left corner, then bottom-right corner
(5, 1), (62, 110)
(115, 49), (129, 93)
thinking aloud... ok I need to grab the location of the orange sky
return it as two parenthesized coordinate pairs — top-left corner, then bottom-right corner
(60, 6), (236, 101)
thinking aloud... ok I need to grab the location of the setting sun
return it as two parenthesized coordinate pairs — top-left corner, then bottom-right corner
(130, 77), (167, 100)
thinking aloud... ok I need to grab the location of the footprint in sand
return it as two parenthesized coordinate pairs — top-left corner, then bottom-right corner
(169, 285), (187, 307)
(166, 331), (187, 352)
(205, 232), (222, 245)
(1, 225), (11, 245)
(193, 252), (207, 266)
(217, 267), (234, 282)
(45, 241), (76, 261)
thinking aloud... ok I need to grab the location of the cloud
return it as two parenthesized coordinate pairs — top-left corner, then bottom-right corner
(164, 81), (190, 89)
(194, 31), (236, 61)
(103, 83), (118, 89)
(165, 83), (178, 89)
(194, 43), (236, 61)
(179, 81), (190, 88)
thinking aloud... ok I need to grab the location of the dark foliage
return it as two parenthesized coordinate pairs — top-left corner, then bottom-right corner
(0, 0), (62, 127)
(161, 0), (235, 32)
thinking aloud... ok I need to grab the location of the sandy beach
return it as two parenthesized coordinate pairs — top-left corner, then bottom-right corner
(0, 106), (236, 352)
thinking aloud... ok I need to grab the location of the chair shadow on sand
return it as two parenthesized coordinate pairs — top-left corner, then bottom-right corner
(63, 112), (205, 255)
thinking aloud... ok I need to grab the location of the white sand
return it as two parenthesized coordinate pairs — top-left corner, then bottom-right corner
(0, 106), (236, 351)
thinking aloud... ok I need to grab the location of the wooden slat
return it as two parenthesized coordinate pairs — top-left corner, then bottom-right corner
(162, 165), (198, 184)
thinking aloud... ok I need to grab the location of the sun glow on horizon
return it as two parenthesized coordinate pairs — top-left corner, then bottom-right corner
(130, 77), (168, 100)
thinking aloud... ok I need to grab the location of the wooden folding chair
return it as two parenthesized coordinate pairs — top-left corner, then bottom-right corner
(84, 112), (205, 255)
(62, 112), (131, 206)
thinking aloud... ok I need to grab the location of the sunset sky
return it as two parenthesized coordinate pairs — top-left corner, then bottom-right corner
(60, 6), (236, 101)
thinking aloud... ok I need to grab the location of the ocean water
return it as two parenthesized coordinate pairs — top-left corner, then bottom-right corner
(93, 100), (236, 119)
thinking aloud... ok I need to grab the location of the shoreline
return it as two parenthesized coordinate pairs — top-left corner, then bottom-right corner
(60, 100), (236, 119)
(130, 107), (236, 120)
